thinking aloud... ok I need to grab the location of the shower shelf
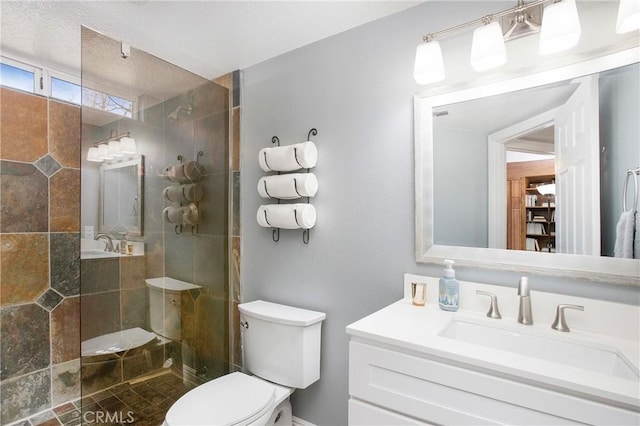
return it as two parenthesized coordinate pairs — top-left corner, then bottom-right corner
(81, 327), (157, 357)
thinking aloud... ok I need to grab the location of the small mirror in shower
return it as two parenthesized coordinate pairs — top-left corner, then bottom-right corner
(99, 155), (144, 236)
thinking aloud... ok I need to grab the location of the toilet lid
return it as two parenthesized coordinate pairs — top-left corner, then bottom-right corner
(165, 372), (275, 426)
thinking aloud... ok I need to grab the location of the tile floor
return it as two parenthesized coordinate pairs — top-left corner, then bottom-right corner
(16, 372), (193, 426)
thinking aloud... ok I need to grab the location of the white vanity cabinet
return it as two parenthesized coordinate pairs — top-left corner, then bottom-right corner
(347, 297), (640, 426)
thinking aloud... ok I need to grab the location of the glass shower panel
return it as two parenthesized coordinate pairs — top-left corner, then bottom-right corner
(80, 27), (229, 425)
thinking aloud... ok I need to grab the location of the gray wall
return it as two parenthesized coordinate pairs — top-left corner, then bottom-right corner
(433, 127), (488, 247)
(241, 2), (640, 424)
(599, 63), (640, 256)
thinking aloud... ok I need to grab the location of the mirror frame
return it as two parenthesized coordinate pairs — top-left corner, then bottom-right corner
(415, 48), (640, 286)
(99, 155), (145, 237)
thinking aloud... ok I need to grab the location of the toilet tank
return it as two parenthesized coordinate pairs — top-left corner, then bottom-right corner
(238, 300), (326, 389)
(146, 277), (201, 341)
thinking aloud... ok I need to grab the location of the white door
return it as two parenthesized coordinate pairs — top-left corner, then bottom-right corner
(555, 76), (600, 255)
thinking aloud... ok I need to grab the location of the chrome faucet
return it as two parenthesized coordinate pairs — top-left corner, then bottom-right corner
(517, 277), (533, 325)
(476, 290), (502, 319)
(94, 233), (115, 252)
(551, 304), (584, 332)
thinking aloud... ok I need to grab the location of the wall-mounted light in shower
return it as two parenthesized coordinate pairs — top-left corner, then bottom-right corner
(87, 130), (137, 162)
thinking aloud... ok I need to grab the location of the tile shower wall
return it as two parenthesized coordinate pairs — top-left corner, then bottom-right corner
(0, 75), (234, 425)
(0, 87), (81, 424)
(159, 79), (231, 382)
(82, 77), (231, 390)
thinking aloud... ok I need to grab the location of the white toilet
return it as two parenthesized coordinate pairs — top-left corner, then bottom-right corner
(164, 300), (326, 426)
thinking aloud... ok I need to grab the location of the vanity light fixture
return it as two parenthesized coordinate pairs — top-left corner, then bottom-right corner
(538, 0), (581, 55)
(87, 130), (137, 162)
(413, 35), (446, 84)
(616, 0), (640, 33)
(470, 19), (508, 72)
(414, 0), (585, 84)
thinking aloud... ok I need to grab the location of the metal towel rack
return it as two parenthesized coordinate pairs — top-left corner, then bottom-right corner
(263, 128), (317, 244)
(623, 167), (640, 212)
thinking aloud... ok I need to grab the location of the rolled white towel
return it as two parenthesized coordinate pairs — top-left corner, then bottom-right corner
(257, 173), (318, 199)
(258, 141), (317, 172)
(163, 203), (199, 225)
(257, 204), (316, 229)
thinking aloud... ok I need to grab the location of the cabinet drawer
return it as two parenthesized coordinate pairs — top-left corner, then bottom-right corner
(349, 340), (638, 425)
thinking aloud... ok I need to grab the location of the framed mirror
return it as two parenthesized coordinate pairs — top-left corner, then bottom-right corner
(415, 48), (639, 285)
(99, 155), (144, 236)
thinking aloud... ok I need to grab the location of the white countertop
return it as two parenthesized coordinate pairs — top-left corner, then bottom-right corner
(346, 298), (640, 410)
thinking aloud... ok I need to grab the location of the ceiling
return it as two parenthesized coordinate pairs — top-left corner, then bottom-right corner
(0, 1), (421, 82)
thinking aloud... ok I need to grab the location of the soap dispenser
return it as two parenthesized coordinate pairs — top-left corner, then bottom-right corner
(439, 259), (459, 311)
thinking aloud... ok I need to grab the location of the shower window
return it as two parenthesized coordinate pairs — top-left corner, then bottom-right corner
(0, 60), (35, 93)
(51, 76), (82, 105)
(81, 86), (134, 118)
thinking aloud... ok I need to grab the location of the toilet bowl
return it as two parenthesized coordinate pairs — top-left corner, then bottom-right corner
(164, 372), (292, 426)
(164, 300), (325, 426)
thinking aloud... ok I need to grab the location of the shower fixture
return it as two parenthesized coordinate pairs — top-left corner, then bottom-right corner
(168, 104), (193, 121)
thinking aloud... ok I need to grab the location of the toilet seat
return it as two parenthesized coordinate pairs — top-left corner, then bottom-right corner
(164, 372), (276, 425)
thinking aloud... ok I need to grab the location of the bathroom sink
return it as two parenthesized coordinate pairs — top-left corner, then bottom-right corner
(81, 250), (121, 259)
(440, 319), (639, 381)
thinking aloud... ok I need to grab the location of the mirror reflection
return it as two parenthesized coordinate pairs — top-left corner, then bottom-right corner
(99, 156), (144, 236)
(432, 62), (639, 258)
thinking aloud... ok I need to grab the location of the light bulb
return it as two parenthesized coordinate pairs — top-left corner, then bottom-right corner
(616, 0), (640, 33)
(470, 21), (507, 72)
(87, 147), (102, 162)
(413, 40), (445, 85)
(108, 140), (123, 157)
(97, 144), (113, 160)
(539, 0), (582, 56)
(119, 136), (137, 155)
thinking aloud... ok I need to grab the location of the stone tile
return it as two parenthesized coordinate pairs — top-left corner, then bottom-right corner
(120, 255), (146, 289)
(232, 69), (241, 108)
(0, 304), (50, 380)
(50, 233), (80, 297)
(231, 236), (240, 303)
(121, 287), (148, 330)
(36, 288), (64, 311)
(35, 154), (62, 177)
(52, 402), (76, 415)
(163, 232), (194, 284)
(193, 235), (227, 298)
(56, 408), (80, 425)
(193, 80), (228, 118)
(52, 359), (81, 406)
(0, 88), (48, 163)
(232, 107), (240, 171)
(212, 72), (233, 90)
(81, 358), (122, 396)
(180, 290), (196, 347)
(0, 233), (49, 306)
(196, 172), (228, 236)
(49, 100), (81, 169)
(232, 171), (240, 236)
(194, 111), (229, 176)
(80, 257), (119, 294)
(231, 301), (242, 369)
(193, 294), (228, 378)
(80, 291), (120, 342)
(51, 296), (80, 364)
(0, 161), (48, 232)
(27, 409), (57, 425)
(0, 369), (51, 424)
(50, 168), (80, 232)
